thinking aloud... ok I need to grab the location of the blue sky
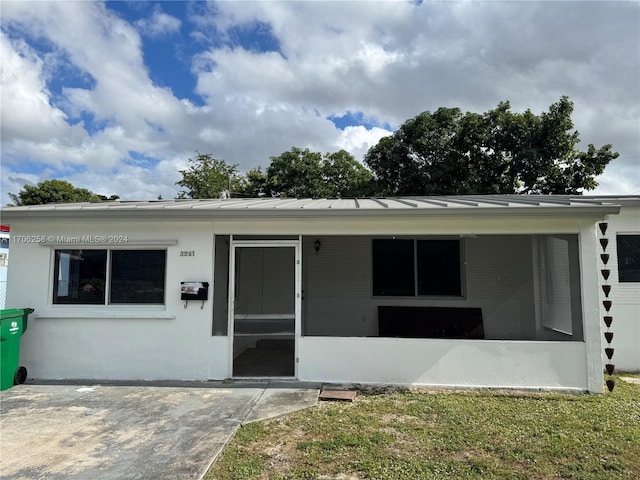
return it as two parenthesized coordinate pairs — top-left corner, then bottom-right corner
(1, 1), (639, 203)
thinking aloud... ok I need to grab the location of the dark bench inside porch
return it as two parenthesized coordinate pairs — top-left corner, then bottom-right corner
(378, 306), (484, 339)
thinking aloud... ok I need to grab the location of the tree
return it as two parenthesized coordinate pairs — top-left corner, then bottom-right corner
(176, 153), (243, 199)
(322, 150), (376, 197)
(364, 96), (618, 195)
(238, 168), (269, 197)
(7, 180), (118, 206)
(264, 147), (326, 197)
(261, 147), (374, 198)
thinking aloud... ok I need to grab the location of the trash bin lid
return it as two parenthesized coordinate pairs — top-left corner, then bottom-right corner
(0, 308), (35, 321)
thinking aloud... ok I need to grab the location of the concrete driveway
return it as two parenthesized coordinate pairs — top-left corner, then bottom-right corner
(0, 381), (319, 480)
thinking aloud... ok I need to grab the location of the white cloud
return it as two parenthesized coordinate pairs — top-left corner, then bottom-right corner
(136, 6), (181, 38)
(593, 167), (640, 196)
(0, 33), (79, 144)
(2, 1), (184, 133)
(1, 2), (189, 170)
(1, 171), (40, 206)
(335, 126), (392, 162)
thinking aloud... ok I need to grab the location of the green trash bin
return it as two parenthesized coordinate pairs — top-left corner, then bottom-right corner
(1, 308), (34, 391)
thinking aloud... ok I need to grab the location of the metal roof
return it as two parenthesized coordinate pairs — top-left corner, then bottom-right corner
(0, 195), (629, 221)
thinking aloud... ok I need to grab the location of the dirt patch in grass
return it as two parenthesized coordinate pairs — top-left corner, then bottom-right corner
(206, 373), (640, 480)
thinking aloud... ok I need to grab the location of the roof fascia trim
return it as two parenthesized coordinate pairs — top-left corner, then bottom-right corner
(1, 205), (622, 221)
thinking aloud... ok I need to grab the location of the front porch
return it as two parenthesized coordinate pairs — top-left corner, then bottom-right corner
(211, 232), (596, 390)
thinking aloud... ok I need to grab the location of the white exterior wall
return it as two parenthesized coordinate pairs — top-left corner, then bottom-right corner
(298, 337), (588, 390)
(0, 231), (8, 308)
(600, 206), (640, 371)
(4, 209), (610, 390)
(6, 221), (228, 381)
(578, 221), (605, 393)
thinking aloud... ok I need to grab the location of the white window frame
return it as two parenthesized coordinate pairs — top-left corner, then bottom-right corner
(50, 247), (168, 306)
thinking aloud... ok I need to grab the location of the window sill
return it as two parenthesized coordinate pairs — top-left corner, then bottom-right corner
(42, 239), (178, 247)
(35, 311), (175, 320)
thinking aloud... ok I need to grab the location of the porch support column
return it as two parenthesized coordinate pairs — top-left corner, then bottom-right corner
(579, 221), (604, 393)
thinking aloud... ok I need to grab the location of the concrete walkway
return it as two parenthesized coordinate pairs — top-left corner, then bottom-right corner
(0, 381), (319, 480)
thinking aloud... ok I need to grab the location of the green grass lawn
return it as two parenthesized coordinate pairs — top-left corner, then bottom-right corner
(206, 373), (640, 479)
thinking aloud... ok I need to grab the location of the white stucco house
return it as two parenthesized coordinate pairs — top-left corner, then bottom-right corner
(0, 225), (9, 308)
(2, 195), (638, 393)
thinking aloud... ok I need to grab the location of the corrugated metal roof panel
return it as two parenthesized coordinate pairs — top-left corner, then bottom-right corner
(382, 198), (419, 209)
(352, 198), (385, 209)
(329, 198), (359, 209)
(410, 198), (450, 207)
(0, 195), (630, 220)
(272, 198), (317, 209)
(440, 198), (479, 207)
(301, 198), (340, 209)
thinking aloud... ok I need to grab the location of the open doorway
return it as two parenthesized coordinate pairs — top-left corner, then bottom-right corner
(230, 242), (298, 377)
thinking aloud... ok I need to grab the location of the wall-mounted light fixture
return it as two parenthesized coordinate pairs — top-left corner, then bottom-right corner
(314, 239), (321, 255)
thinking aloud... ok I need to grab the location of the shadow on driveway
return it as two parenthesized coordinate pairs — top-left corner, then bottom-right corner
(0, 381), (319, 480)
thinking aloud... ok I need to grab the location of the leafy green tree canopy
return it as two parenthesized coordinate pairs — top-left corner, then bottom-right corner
(259, 147), (374, 198)
(265, 147), (324, 198)
(364, 96), (618, 195)
(237, 167), (269, 198)
(7, 179), (118, 206)
(323, 150), (376, 197)
(176, 153), (243, 199)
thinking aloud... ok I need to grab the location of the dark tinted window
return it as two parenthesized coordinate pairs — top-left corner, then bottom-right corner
(417, 240), (461, 296)
(373, 239), (462, 297)
(110, 250), (166, 304)
(617, 235), (640, 282)
(372, 239), (415, 296)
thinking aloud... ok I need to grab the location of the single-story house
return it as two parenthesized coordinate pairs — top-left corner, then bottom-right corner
(2, 195), (639, 393)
